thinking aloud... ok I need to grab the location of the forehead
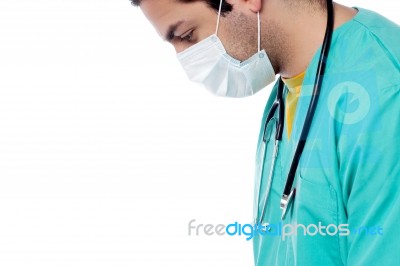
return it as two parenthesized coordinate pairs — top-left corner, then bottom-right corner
(141, 0), (215, 38)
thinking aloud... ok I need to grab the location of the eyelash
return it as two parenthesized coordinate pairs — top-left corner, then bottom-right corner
(179, 29), (194, 42)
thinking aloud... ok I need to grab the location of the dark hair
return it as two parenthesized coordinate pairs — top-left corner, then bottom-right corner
(130, 0), (233, 14)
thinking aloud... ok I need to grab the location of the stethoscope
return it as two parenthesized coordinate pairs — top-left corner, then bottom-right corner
(255, 0), (335, 225)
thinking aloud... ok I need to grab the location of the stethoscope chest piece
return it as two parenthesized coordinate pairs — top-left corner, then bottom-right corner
(280, 188), (296, 220)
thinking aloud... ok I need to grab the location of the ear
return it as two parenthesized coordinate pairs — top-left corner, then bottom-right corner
(244, 0), (262, 13)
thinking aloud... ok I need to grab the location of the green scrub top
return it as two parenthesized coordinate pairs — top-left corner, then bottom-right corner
(253, 8), (400, 266)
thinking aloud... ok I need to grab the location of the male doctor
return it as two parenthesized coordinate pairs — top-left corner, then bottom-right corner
(131, 0), (400, 265)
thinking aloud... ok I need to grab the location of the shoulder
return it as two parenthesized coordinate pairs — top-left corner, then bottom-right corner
(326, 8), (400, 89)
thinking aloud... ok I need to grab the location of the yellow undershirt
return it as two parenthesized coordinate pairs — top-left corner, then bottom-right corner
(282, 72), (306, 139)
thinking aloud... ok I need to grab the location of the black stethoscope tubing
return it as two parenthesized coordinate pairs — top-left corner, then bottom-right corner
(261, 0), (335, 218)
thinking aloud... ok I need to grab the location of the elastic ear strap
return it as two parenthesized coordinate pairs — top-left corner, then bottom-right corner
(215, 0), (223, 34)
(258, 12), (261, 52)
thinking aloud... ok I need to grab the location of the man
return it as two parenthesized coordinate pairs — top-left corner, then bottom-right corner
(132, 0), (400, 265)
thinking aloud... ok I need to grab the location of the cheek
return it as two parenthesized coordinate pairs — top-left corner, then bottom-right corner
(217, 16), (259, 61)
(225, 32), (258, 61)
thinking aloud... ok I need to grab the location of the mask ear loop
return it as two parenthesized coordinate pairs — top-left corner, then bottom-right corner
(257, 12), (261, 52)
(215, 0), (223, 35)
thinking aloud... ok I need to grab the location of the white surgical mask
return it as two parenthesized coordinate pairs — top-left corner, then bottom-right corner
(177, 2), (276, 97)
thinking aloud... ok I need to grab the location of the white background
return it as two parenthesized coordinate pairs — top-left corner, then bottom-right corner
(0, 0), (398, 265)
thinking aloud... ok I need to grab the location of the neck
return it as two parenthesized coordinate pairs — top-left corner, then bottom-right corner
(261, 2), (357, 78)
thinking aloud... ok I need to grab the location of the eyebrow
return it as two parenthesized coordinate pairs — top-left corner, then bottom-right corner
(165, 20), (185, 42)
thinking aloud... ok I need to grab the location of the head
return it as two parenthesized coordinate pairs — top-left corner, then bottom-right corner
(132, 0), (326, 74)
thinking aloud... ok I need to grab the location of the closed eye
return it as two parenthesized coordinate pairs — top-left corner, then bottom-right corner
(179, 29), (195, 42)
